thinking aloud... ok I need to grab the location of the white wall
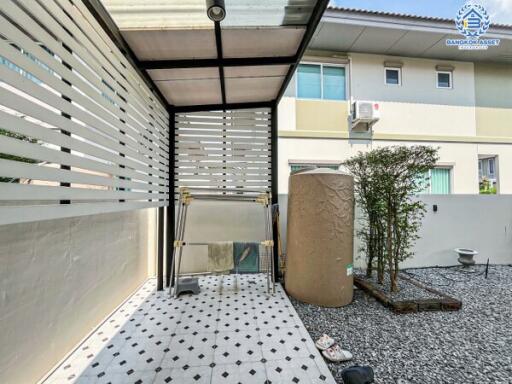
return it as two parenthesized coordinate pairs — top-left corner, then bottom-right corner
(173, 194), (512, 274)
(349, 53), (477, 137)
(277, 96), (296, 131)
(0, 209), (157, 384)
(176, 201), (267, 273)
(278, 194), (512, 269)
(278, 137), (480, 194)
(372, 102), (476, 137)
(475, 62), (512, 109)
(350, 53), (476, 107)
(406, 195), (512, 267)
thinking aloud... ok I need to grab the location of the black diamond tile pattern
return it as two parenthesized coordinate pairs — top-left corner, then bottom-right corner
(43, 275), (335, 383)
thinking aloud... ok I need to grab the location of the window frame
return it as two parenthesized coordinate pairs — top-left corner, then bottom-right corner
(425, 166), (453, 194)
(289, 161), (342, 174)
(296, 61), (348, 101)
(384, 66), (402, 86)
(488, 158), (495, 177)
(436, 70), (453, 89)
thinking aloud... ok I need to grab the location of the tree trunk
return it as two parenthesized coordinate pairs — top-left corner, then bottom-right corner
(387, 203), (398, 292)
(377, 223), (384, 284)
(394, 253), (399, 290)
(392, 211), (401, 292)
(366, 218), (375, 277)
(366, 256), (374, 277)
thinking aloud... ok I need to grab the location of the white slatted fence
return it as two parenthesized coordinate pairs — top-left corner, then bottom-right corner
(0, 0), (169, 225)
(174, 109), (272, 197)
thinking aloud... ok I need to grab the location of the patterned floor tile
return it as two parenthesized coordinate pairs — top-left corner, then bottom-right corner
(213, 330), (263, 365)
(43, 275), (335, 384)
(265, 357), (334, 384)
(211, 362), (267, 384)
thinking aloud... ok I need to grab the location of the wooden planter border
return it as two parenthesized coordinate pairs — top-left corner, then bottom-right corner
(354, 274), (462, 314)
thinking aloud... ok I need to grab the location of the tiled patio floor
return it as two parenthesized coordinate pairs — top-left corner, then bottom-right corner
(43, 275), (336, 384)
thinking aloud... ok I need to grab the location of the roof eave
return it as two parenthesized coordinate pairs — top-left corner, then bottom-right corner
(324, 7), (512, 37)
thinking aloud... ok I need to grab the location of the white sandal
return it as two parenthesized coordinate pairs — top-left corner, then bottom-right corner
(315, 334), (336, 351)
(322, 344), (353, 362)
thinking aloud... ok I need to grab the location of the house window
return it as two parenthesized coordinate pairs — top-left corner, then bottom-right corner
(437, 71), (452, 89)
(385, 67), (401, 85)
(479, 156), (498, 194)
(297, 64), (321, 99)
(297, 63), (346, 100)
(418, 167), (451, 194)
(290, 163), (340, 174)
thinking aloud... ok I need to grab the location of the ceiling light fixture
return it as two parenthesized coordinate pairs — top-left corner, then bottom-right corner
(206, 0), (226, 22)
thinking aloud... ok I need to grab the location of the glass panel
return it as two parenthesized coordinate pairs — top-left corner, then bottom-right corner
(291, 164), (339, 174)
(437, 72), (451, 88)
(291, 165), (308, 173)
(106, 1), (317, 30)
(385, 68), (400, 85)
(431, 168), (451, 194)
(297, 64), (321, 99)
(323, 66), (346, 100)
(223, 0), (316, 27)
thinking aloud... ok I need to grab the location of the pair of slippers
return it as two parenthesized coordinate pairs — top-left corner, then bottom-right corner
(315, 334), (353, 362)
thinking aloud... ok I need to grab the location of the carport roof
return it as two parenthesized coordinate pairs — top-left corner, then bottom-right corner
(98, 0), (328, 110)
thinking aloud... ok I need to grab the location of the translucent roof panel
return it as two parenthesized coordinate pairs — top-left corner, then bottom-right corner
(101, 0), (326, 107)
(222, 0), (317, 27)
(222, 28), (304, 58)
(102, 0), (317, 29)
(123, 30), (218, 60)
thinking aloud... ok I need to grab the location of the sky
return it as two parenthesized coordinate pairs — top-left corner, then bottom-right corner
(329, 0), (512, 25)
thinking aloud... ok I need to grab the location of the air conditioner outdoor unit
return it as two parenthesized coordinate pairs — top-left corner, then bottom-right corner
(351, 101), (380, 131)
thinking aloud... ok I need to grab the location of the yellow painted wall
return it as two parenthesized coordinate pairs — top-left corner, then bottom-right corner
(476, 107), (512, 138)
(296, 99), (349, 132)
(294, 99), (477, 138)
(475, 63), (512, 138)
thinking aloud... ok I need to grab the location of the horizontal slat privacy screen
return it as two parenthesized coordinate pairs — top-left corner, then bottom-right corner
(175, 109), (272, 197)
(0, 0), (169, 225)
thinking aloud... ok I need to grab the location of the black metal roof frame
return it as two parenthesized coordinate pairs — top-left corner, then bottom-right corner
(86, 0), (329, 112)
(85, 0), (328, 291)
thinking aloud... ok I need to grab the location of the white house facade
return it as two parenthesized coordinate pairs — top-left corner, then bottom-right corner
(277, 7), (512, 194)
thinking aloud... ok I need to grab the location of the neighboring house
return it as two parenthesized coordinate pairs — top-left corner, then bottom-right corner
(277, 7), (512, 194)
(479, 155), (498, 189)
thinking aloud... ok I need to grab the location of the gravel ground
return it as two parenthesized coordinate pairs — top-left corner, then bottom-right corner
(359, 271), (443, 301)
(291, 265), (512, 384)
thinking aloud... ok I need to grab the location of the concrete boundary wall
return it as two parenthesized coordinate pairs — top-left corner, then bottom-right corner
(171, 195), (511, 273)
(0, 208), (157, 384)
(278, 194), (512, 268)
(403, 195), (512, 267)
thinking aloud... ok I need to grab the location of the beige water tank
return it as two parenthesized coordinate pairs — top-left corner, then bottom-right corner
(285, 168), (354, 307)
